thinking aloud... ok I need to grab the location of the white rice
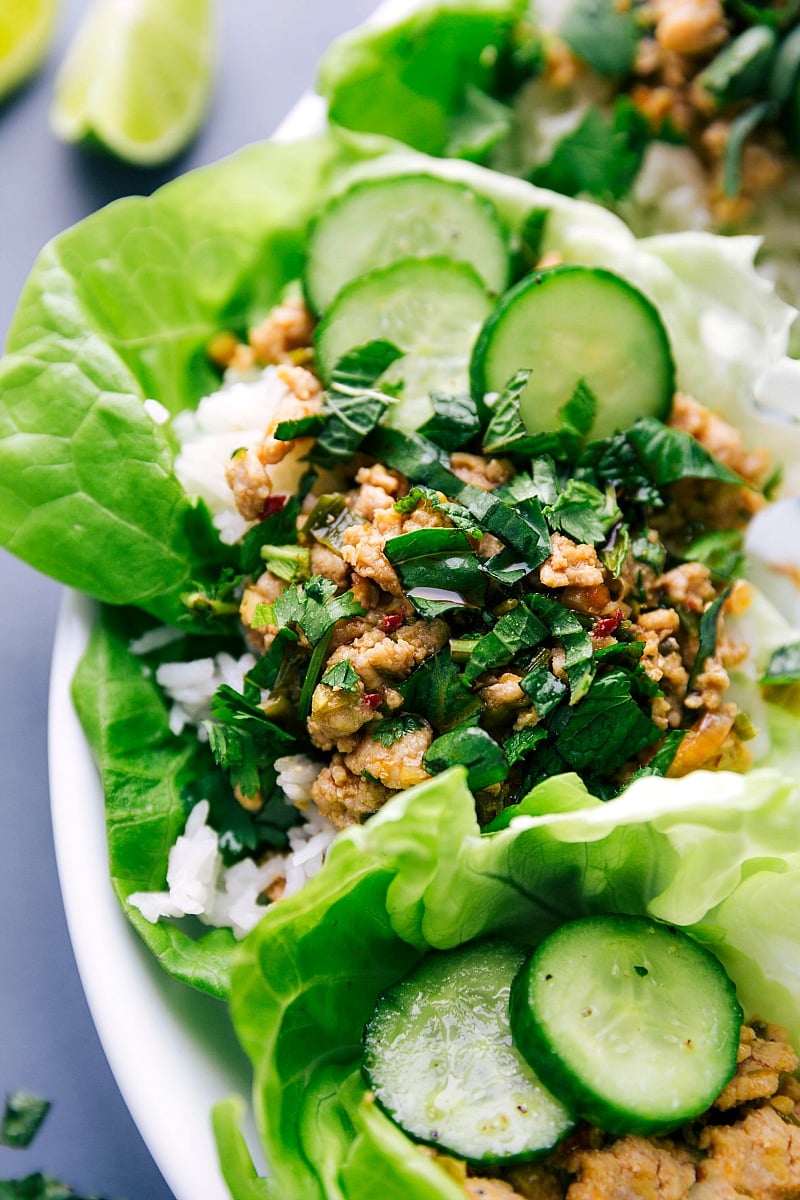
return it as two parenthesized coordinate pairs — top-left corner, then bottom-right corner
(155, 650), (257, 736)
(172, 365), (309, 545)
(127, 755), (332, 939)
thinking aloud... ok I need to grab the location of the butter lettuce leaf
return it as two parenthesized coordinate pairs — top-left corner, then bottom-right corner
(223, 763), (800, 1199)
(71, 605), (236, 998)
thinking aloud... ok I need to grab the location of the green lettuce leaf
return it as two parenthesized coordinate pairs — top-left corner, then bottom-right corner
(317, 0), (526, 157)
(0, 133), (383, 622)
(71, 606), (236, 998)
(223, 763), (800, 1199)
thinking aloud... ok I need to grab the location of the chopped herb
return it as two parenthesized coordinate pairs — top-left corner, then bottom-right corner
(463, 602), (548, 685)
(371, 713), (426, 747)
(457, 485), (551, 571)
(321, 660), (361, 692)
(631, 533), (666, 574)
(600, 522), (630, 577)
(545, 478), (622, 545)
(482, 369), (533, 455)
(273, 413), (328, 440)
(400, 646), (483, 731)
(551, 667), (663, 774)
(558, 0), (638, 76)
(1, 1093), (50, 1150)
(624, 418), (752, 489)
(180, 569), (242, 624)
(365, 425), (463, 495)
(240, 495), (302, 575)
(445, 83), (514, 161)
(206, 684), (295, 804)
(520, 665), (568, 717)
(626, 729), (686, 784)
(503, 725), (549, 766)
(530, 100), (650, 202)
(271, 576), (365, 645)
(762, 642), (800, 685)
(305, 493), (363, 554)
(516, 207), (549, 273)
(424, 725), (509, 791)
(687, 585), (732, 690)
(418, 391), (482, 451)
(384, 527), (487, 603)
(526, 593), (596, 704)
(311, 340), (403, 468)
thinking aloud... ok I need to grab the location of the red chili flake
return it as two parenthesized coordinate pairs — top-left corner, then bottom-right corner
(594, 610), (623, 638)
(260, 494), (287, 519)
(382, 612), (404, 633)
(363, 692), (383, 709)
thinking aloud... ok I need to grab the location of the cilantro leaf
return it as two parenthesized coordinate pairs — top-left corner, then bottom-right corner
(370, 714), (426, 747)
(240, 495), (303, 576)
(545, 478), (621, 545)
(272, 576), (364, 645)
(1, 1093), (50, 1150)
(321, 660), (361, 692)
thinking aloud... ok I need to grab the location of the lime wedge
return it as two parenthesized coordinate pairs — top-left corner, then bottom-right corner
(0, 0), (59, 101)
(50, 0), (215, 166)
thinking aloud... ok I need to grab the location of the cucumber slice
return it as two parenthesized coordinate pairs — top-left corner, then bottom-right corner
(510, 915), (743, 1136)
(305, 173), (510, 313)
(471, 265), (675, 440)
(315, 257), (493, 430)
(363, 940), (575, 1164)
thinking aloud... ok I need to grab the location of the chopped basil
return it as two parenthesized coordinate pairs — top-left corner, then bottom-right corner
(305, 494), (363, 555)
(626, 729), (687, 785)
(551, 667), (663, 774)
(462, 602), (548, 685)
(526, 593), (595, 704)
(520, 665), (567, 717)
(400, 646), (483, 732)
(273, 413), (328, 441)
(418, 391), (482, 451)
(384, 527), (487, 603)
(685, 529), (746, 581)
(687, 585), (732, 690)
(311, 340), (403, 468)
(624, 418), (752, 489)
(394, 485), (482, 538)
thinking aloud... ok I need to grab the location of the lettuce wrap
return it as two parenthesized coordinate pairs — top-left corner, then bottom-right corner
(2, 125), (799, 1002)
(215, 762), (800, 1200)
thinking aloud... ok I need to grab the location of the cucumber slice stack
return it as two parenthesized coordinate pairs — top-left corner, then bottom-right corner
(305, 173), (510, 313)
(363, 918), (743, 1162)
(363, 940), (575, 1164)
(510, 915), (743, 1136)
(471, 265), (676, 439)
(315, 257), (494, 428)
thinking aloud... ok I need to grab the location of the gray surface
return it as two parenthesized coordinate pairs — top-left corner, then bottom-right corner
(0, 1), (374, 1196)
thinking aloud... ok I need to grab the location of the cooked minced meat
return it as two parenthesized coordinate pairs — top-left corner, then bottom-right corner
(208, 297), (769, 832)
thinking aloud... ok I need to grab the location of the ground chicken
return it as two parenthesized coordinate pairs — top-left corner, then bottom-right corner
(310, 754), (391, 828)
(324, 620), (448, 692)
(350, 462), (406, 520)
(566, 1135), (696, 1200)
(479, 673), (528, 726)
(225, 447), (273, 522)
(698, 1104), (800, 1197)
(654, 0), (727, 56)
(306, 683), (380, 753)
(344, 719), (433, 790)
(341, 521), (404, 595)
(248, 295), (315, 365)
(541, 533), (605, 589)
(465, 1179), (526, 1199)
(715, 1023), (799, 1112)
(258, 364), (322, 466)
(450, 452), (515, 491)
(657, 562), (716, 612)
(309, 541), (349, 589)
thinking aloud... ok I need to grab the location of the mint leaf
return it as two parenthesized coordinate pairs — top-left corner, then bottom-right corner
(462, 601), (548, 685)
(418, 391), (481, 451)
(762, 642), (800, 685)
(312, 341), (403, 468)
(1, 1093), (50, 1150)
(424, 725), (508, 790)
(400, 646), (483, 732)
(687, 585), (732, 690)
